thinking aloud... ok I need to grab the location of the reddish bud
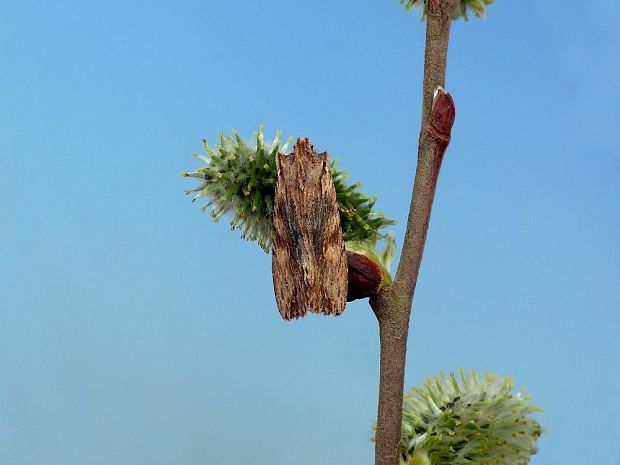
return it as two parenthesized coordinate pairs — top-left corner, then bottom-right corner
(346, 251), (384, 302)
(430, 87), (456, 137)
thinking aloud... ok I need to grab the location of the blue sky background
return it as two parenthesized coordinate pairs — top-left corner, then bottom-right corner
(1, 1), (619, 464)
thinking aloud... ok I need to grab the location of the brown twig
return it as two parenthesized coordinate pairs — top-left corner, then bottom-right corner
(369, 1), (458, 464)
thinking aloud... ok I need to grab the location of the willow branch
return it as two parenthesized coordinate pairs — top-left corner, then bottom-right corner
(370, 2), (458, 465)
(392, 0), (458, 304)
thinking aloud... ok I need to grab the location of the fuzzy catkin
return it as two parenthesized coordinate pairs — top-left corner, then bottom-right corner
(182, 127), (396, 253)
(400, 0), (494, 20)
(393, 370), (542, 465)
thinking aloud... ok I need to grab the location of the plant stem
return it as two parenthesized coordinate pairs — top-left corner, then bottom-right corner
(370, 2), (458, 464)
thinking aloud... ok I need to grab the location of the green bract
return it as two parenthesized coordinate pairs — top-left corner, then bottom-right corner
(399, 0), (494, 20)
(394, 370), (542, 465)
(182, 126), (396, 253)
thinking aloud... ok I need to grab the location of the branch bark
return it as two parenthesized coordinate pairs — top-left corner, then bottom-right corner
(370, 2), (459, 464)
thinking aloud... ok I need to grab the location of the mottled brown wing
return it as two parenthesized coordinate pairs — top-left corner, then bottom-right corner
(271, 138), (348, 320)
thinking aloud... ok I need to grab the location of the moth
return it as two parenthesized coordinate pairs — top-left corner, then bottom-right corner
(271, 138), (348, 320)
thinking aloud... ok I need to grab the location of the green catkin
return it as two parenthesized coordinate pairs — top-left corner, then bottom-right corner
(383, 370), (542, 465)
(399, 0), (494, 20)
(182, 126), (396, 260)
